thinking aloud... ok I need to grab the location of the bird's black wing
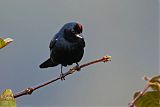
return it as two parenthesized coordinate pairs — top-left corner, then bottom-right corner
(49, 33), (59, 50)
(82, 38), (85, 47)
(39, 33), (59, 68)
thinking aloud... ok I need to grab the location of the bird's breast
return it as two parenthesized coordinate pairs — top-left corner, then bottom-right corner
(50, 38), (84, 66)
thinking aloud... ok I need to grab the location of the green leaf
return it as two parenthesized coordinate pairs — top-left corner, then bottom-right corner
(135, 91), (160, 107)
(0, 38), (13, 49)
(0, 89), (16, 107)
(0, 38), (5, 49)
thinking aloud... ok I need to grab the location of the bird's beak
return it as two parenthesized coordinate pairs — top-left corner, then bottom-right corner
(76, 34), (83, 39)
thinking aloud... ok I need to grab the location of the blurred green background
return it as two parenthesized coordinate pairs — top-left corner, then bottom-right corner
(0, 0), (159, 107)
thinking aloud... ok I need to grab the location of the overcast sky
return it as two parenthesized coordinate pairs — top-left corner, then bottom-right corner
(0, 0), (159, 107)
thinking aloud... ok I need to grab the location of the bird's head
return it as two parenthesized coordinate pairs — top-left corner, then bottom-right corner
(61, 22), (83, 42)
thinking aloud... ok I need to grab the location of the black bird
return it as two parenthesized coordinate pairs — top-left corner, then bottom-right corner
(39, 22), (85, 79)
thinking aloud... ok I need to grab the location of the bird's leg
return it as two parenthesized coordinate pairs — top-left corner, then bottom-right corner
(60, 65), (65, 80)
(75, 62), (81, 71)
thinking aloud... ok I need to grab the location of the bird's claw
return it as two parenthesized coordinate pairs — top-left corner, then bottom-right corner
(60, 73), (65, 80)
(75, 65), (81, 71)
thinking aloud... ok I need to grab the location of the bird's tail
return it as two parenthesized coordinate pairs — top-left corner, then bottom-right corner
(39, 58), (58, 68)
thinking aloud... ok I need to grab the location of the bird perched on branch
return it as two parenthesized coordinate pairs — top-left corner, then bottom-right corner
(39, 22), (85, 80)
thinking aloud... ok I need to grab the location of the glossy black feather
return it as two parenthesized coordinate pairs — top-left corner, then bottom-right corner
(40, 22), (85, 68)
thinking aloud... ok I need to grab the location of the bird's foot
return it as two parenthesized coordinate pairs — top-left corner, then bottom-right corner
(75, 64), (81, 71)
(59, 73), (65, 80)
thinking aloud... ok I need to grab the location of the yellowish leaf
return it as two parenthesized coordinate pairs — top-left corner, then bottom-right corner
(0, 89), (16, 107)
(0, 38), (5, 49)
(0, 38), (13, 49)
(149, 75), (160, 91)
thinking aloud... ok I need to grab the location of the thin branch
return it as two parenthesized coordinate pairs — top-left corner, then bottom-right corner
(128, 75), (160, 107)
(14, 55), (111, 98)
(128, 84), (150, 107)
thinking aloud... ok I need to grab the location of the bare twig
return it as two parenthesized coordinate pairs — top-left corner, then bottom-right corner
(14, 55), (111, 98)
